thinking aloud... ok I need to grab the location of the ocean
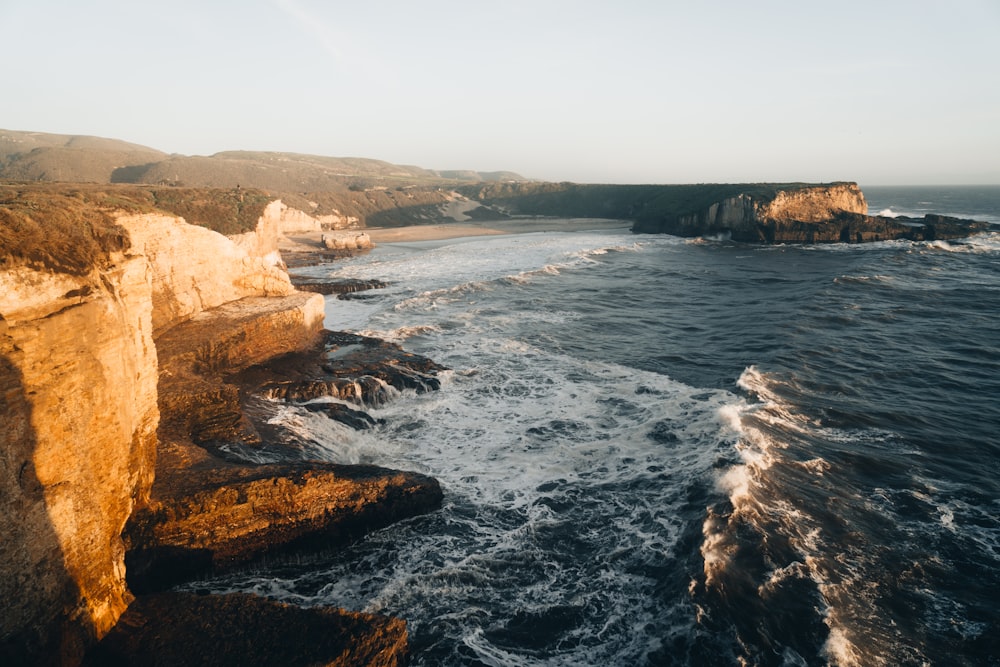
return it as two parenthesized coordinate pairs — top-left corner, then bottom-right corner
(193, 186), (1000, 666)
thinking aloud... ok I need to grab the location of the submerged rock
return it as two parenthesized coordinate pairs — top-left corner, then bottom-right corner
(244, 331), (446, 407)
(303, 401), (385, 429)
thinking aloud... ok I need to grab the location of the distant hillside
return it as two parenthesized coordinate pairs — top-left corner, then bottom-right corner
(0, 130), (167, 183)
(0, 129), (528, 225)
(0, 129), (525, 189)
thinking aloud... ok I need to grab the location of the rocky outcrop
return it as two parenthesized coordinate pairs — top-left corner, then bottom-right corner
(323, 231), (373, 250)
(128, 322), (444, 592)
(1, 253), (159, 664)
(117, 212), (295, 335)
(291, 277), (389, 297)
(631, 183), (989, 243)
(272, 200), (361, 234)
(125, 462), (442, 593)
(1, 188), (444, 664)
(85, 592), (409, 667)
(632, 183), (868, 240)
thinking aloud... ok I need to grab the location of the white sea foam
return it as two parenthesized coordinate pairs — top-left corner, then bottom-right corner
(193, 228), (739, 664)
(921, 231), (1000, 254)
(821, 624), (862, 667)
(185, 225), (999, 664)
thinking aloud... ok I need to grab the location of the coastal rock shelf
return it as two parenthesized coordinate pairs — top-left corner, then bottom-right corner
(125, 461), (442, 594)
(129, 304), (444, 593)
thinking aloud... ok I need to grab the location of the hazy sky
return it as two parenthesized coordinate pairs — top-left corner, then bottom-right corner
(2, 0), (998, 184)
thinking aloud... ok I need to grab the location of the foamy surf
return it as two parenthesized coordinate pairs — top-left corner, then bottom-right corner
(195, 212), (1000, 665)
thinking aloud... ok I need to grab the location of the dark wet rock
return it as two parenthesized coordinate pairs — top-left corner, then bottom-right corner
(291, 277), (390, 296)
(303, 401), (385, 429)
(282, 247), (370, 269)
(240, 331), (446, 408)
(132, 306), (445, 595)
(84, 592), (408, 667)
(124, 461), (441, 593)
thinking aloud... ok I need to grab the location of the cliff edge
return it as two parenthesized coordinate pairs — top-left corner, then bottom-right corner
(0, 184), (439, 665)
(630, 182), (989, 243)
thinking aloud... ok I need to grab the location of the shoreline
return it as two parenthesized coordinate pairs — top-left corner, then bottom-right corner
(365, 218), (633, 243)
(280, 218), (633, 255)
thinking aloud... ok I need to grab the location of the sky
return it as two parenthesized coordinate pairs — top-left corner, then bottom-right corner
(1, 0), (998, 185)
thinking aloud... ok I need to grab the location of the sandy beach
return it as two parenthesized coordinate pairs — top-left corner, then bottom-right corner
(280, 218), (632, 255)
(365, 218), (632, 243)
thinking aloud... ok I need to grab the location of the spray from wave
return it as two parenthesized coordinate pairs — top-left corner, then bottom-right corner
(694, 366), (876, 666)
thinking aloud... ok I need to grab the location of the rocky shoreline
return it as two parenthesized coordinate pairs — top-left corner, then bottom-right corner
(0, 189), (448, 666)
(3, 181), (993, 665)
(108, 287), (448, 662)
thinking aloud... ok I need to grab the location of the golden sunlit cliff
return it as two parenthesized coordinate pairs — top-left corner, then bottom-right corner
(0, 184), (440, 664)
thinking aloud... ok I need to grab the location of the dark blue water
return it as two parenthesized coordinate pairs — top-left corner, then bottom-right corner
(196, 186), (1000, 666)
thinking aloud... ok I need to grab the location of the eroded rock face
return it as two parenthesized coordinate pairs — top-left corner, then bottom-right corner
(758, 183), (868, 222)
(117, 212), (295, 335)
(130, 320), (443, 592)
(125, 462), (442, 593)
(632, 183), (990, 243)
(663, 183), (870, 241)
(323, 231), (373, 250)
(0, 256), (159, 664)
(3, 193), (443, 664)
(228, 199), (287, 269)
(0, 202), (328, 663)
(272, 200), (360, 234)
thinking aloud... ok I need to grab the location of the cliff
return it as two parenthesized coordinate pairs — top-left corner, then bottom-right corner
(0, 185), (441, 664)
(1, 248), (159, 663)
(462, 181), (989, 243)
(633, 182), (869, 241)
(632, 183), (990, 243)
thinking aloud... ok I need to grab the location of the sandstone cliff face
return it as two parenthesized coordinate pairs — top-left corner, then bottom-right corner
(116, 212), (295, 335)
(271, 200), (360, 235)
(666, 183), (869, 241)
(323, 231), (373, 250)
(1, 255), (159, 663)
(0, 201), (324, 663)
(228, 199), (287, 269)
(758, 183), (867, 222)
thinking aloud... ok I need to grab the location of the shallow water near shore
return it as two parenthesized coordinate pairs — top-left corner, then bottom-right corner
(191, 187), (1000, 665)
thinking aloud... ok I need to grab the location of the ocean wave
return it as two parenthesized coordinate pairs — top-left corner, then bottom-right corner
(195, 311), (736, 663)
(702, 366), (874, 664)
(833, 273), (895, 286)
(921, 231), (1000, 254)
(359, 323), (443, 342)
